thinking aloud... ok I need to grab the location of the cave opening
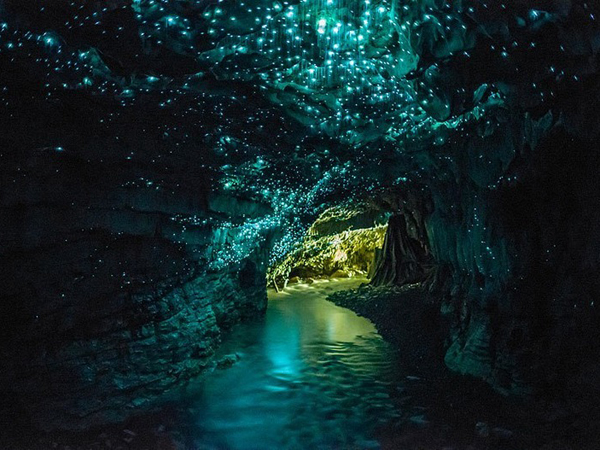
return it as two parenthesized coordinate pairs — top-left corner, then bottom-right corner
(267, 201), (389, 290)
(266, 193), (436, 293)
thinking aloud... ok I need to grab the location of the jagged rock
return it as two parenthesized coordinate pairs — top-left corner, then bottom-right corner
(0, 155), (271, 431)
(217, 354), (241, 369)
(370, 213), (431, 287)
(476, 422), (491, 438)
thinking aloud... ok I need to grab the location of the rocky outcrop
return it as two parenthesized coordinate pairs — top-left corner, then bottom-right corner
(0, 152), (272, 430)
(267, 204), (387, 286)
(370, 214), (432, 287)
(430, 125), (600, 394)
(367, 121), (600, 395)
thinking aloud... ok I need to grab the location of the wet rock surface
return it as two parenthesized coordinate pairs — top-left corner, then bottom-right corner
(0, 153), (273, 431)
(329, 283), (600, 450)
(329, 284), (446, 373)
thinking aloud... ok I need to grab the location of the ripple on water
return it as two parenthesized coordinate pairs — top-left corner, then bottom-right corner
(186, 279), (403, 449)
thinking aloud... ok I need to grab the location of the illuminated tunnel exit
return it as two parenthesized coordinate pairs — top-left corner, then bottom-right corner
(267, 201), (389, 291)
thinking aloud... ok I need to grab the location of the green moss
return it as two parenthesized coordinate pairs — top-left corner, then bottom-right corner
(268, 222), (386, 288)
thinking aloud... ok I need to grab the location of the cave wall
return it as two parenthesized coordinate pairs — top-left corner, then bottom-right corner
(364, 1), (600, 393)
(367, 110), (600, 394)
(0, 152), (273, 430)
(411, 118), (600, 394)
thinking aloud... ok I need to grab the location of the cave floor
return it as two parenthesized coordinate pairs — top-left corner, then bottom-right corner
(2, 279), (599, 449)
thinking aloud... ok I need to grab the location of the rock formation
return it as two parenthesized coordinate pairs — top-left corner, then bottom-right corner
(1, 0), (600, 429)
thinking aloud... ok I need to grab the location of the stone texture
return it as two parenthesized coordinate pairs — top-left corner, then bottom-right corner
(268, 204), (387, 286)
(0, 153), (271, 430)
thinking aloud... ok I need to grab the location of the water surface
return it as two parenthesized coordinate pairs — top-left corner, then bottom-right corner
(186, 278), (402, 449)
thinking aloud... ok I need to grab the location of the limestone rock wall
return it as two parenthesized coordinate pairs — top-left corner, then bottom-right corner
(366, 112), (600, 394)
(0, 152), (272, 430)
(424, 121), (600, 394)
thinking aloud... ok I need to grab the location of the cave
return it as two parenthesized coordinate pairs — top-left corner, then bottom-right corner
(2, 0), (600, 448)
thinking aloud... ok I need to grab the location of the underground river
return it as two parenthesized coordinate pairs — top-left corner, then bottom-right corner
(7, 279), (543, 449)
(164, 278), (535, 450)
(185, 278), (402, 449)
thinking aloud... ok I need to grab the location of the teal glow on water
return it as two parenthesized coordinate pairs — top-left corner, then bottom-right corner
(187, 279), (401, 450)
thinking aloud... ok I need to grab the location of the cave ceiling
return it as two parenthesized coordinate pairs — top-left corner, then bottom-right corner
(1, 0), (599, 261)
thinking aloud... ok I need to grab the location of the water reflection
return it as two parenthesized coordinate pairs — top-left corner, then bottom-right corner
(187, 279), (401, 450)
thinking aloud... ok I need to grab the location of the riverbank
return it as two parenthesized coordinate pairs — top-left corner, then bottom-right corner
(2, 279), (598, 450)
(327, 281), (600, 450)
(0, 277), (387, 450)
(328, 283), (446, 375)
